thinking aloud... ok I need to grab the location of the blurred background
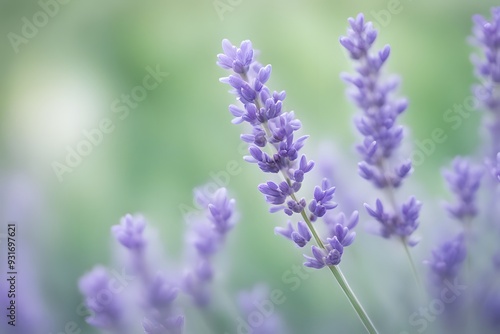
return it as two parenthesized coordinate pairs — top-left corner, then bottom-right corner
(0, 0), (498, 333)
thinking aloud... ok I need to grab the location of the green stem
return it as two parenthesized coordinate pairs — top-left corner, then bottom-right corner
(295, 195), (378, 333)
(379, 161), (423, 293)
(401, 238), (424, 294)
(329, 265), (379, 334)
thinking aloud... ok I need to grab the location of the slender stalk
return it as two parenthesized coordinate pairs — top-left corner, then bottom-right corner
(299, 207), (378, 333)
(380, 162), (424, 293)
(329, 265), (379, 334)
(401, 238), (424, 293)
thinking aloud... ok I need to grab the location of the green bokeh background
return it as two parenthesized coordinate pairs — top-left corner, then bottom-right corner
(0, 0), (498, 333)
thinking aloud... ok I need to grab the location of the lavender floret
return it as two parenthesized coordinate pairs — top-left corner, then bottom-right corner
(183, 187), (237, 306)
(425, 233), (466, 286)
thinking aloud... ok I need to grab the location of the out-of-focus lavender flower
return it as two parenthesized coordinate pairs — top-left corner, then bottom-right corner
(183, 187), (237, 307)
(425, 234), (466, 287)
(236, 284), (287, 334)
(487, 152), (500, 181)
(112, 214), (147, 250)
(340, 13), (421, 246)
(364, 197), (421, 246)
(444, 157), (483, 222)
(471, 7), (500, 159)
(217, 39), (356, 268)
(143, 313), (185, 334)
(80, 214), (186, 334)
(78, 266), (126, 331)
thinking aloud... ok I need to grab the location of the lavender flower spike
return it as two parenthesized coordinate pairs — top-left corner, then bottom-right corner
(184, 187), (237, 307)
(471, 7), (500, 159)
(111, 215), (185, 334)
(340, 13), (421, 247)
(217, 39), (345, 261)
(444, 157), (483, 222)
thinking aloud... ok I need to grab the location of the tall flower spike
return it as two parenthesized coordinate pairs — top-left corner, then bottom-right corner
(183, 187), (237, 307)
(217, 39), (356, 264)
(340, 13), (421, 247)
(443, 157), (483, 222)
(218, 39), (378, 333)
(111, 215), (184, 334)
(471, 7), (500, 160)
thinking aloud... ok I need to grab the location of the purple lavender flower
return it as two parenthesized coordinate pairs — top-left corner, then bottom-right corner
(471, 7), (500, 157)
(79, 214), (184, 334)
(364, 197), (421, 246)
(340, 13), (421, 246)
(112, 214), (147, 250)
(217, 40), (316, 217)
(304, 212), (358, 269)
(274, 221), (312, 247)
(78, 266), (126, 331)
(217, 39), (356, 267)
(109, 215), (184, 334)
(425, 233), (466, 286)
(183, 187), (237, 307)
(444, 157), (483, 222)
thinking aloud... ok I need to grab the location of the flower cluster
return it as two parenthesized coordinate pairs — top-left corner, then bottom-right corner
(443, 157), (483, 222)
(425, 233), (466, 286)
(183, 187), (237, 307)
(304, 212), (358, 269)
(340, 13), (421, 246)
(217, 39), (356, 268)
